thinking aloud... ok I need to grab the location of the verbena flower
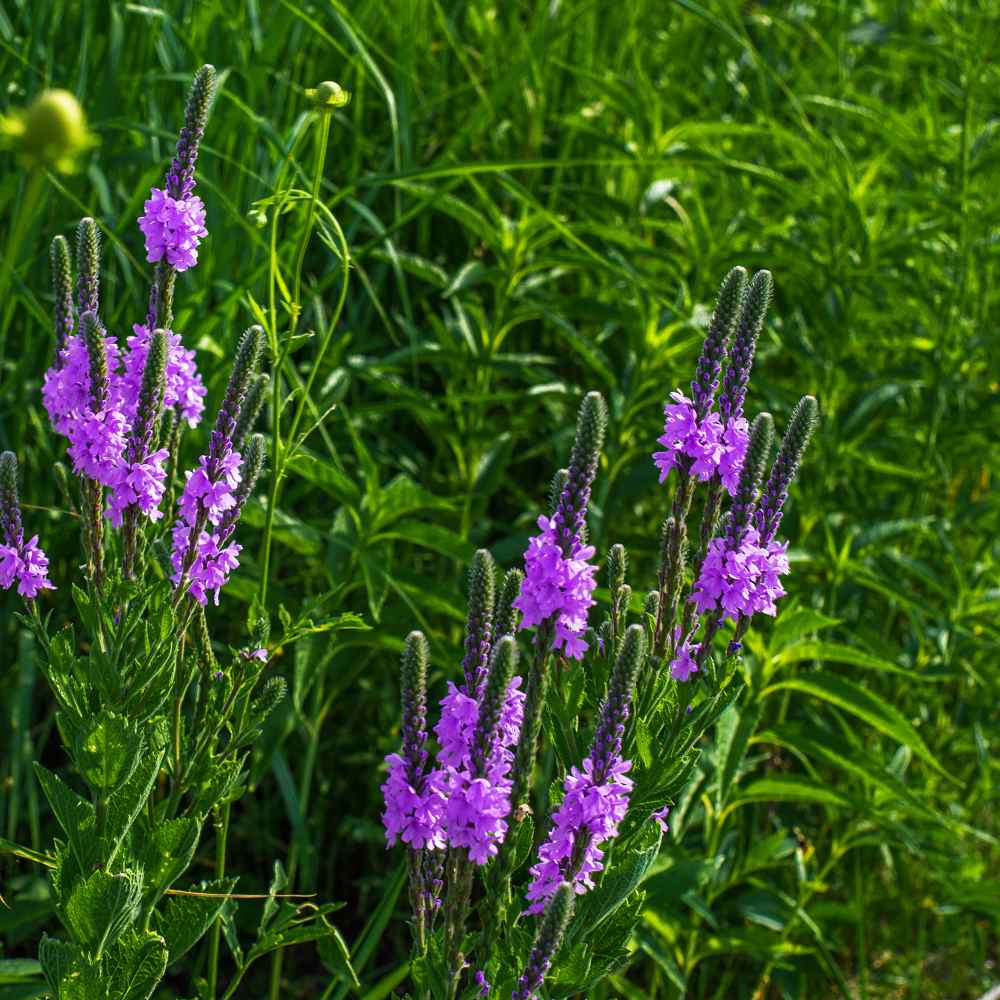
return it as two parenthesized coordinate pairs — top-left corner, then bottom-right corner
(138, 188), (207, 272)
(651, 804), (671, 832)
(513, 513), (597, 659)
(121, 324), (206, 427)
(42, 333), (122, 436)
(0, 453), (54, 599)
(514, 392), (606, 659)
(652, 390), (747, 495)
(524, 755), (632, 912)
(668, 632), (700, 681)
(170, 328), (263, 605)
(105, 449), (169, 527)
(525, 626), (644, 912)
(383, 632), (447, 851)
(691, 525), (789, 620)
(433, 639), (524, 864)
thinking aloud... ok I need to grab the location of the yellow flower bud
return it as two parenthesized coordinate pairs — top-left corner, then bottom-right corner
(0, 89), (96, 172)
(305, 80), (351, 112)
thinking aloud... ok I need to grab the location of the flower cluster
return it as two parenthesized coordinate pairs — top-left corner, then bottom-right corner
(0, 452), (54, 599)
(381, 754), (447, 851)
(652, 390), (748, 495)
(0, 534), (54, 599)
(42, 333), (122, 436)
(170, 447), (244, 605)
(120, 324), (206, 427)
(513, 514), (597, 659)
(524, 754), (633, 912)
(137, 188), (208, 272)
(435, 676), (525, 864)
(691, 524), (789, 621)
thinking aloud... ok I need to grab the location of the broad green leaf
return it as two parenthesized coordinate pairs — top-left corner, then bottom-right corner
(762, 672), (950, 778)
(64, 869), (143, 956)
(73, 712), (142, 793)
(155, 877), (236, 962)
(773, 640), (937, 680)
(0, 959), (43, 984)
(38, 936), (100, 1000)
(106, 930), (167, 1000)
(769, 607), (841, 650)
(138, 817), (201, 902)
(32, 764), (97, 872)
(725, 775), (852, 813)
(103, 750), (164, 865)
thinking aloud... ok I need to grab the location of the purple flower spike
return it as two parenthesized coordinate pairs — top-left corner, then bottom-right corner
(382, 632), (447, 851)
(0, 453), (55, 599)
(525, 626), (645, 913)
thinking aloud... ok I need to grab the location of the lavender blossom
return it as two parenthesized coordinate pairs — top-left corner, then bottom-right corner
(120, 324), (207, 428)
(0, 452), (54, 599)
(524, 625), (645, 913)
(513, 392), (606, 659)
(382, 632), (446, 850)
(171, 326), (263, 604)
(165, 64), (215, 200)
(512, 883), (575, 1000)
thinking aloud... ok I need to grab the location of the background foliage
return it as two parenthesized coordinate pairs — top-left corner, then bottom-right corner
(0, 1), (997, 997)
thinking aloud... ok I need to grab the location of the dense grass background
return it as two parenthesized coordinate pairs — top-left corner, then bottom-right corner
(1, 1), (998, 997)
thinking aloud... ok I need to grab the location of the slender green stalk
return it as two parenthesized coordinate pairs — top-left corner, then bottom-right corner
(206, 803), (232, 1000)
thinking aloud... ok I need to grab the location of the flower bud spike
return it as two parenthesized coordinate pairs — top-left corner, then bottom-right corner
(552, 391), (606, 552)
(729, 412), (774, 542)
(74, 217), (100, 318)
(513, 883), (575, 1000)
(470, 635), (518, 776)
(167, 64), (216, 199)
(50, 235), (73, 353)
(0, 451), (23, 547)
(400, 630), (430, 782)
(232, 372), (269, 449)
(548, 468), (569, 516)
(592, 624), (646, 779)
(691, 265), (748, 419)
(494, 567), (524, 640)
(79, 310), (108, 411)
(462, 548), (496, 693)
(719, 269), (772, 424)
(757, 395), (818, 543)
(132, 329), (169, 456)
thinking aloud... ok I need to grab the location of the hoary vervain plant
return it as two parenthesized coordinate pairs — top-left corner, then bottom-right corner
(381, 267), (818, 998)
(0, 67), (359, 1000)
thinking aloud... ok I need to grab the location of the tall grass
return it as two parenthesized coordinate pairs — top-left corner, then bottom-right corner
(1, 1), (997, 997)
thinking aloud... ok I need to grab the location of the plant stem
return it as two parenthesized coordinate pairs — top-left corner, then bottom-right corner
(207, 802), (232, 1000)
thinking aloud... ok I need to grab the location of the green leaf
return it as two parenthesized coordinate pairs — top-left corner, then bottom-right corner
(762, 671), (951, 778)
(32, 764), (97, 872)
(317, 923), (361, 989)
(155, 877), (236, 963)
(105, 930), (167, 1000)
(103, 750), (164, 865)
(38, 936), (101, 1000)
(714, 702), (761, 812)
(372, 520), (475, 562)
(137, 817), (201, 902)
(64, 869), (143, 957)
(726, 776), (852, 812)
(773, 640), (937, 680)
(73, 711), (142, 793)
(769, 607), (841, 650)
(0, 959), (43, 984)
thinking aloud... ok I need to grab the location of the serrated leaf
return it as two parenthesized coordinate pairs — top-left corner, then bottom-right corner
(104, 750), (164, 866)
(65, 869), (143, 956)
(138, 817), (201, 902)
(156, 877), (237, 963)
(106, 930), (167, 1000)
(74, 711), (142, 793)
(33, 765), (97, 872)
